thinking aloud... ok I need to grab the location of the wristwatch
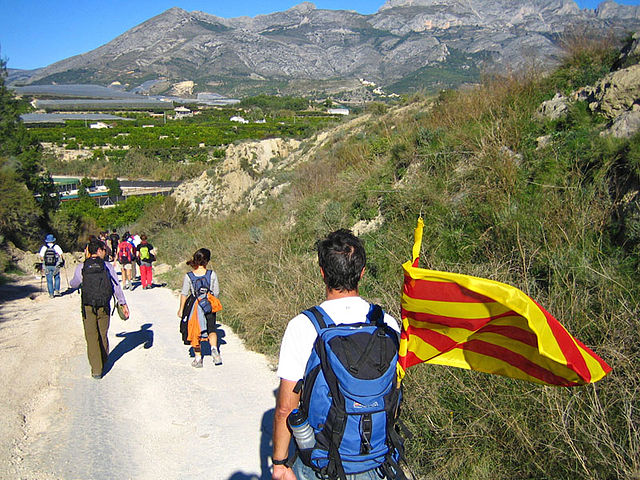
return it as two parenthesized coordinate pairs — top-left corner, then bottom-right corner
(272, 457), (289, 466)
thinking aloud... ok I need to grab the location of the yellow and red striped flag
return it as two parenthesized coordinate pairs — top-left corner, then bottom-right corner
(397, 217), (611, 386)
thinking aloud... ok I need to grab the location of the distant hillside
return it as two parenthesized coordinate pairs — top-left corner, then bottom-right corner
(14, 0), (640, 97)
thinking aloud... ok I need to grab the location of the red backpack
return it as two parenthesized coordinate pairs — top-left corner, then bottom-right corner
(118, 242), (134, 264)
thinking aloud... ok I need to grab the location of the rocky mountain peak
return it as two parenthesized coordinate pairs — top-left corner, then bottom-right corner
(286, 2), (317, 14)
(596, 0), (640, 19)
(379, 0), (580, 13)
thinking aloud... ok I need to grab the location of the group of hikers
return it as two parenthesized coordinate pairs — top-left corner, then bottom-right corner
(101, 229), (157, 290)
(39, 232), (223, 375)
(38, 228), (409, 479)
(40, 230), (157, 298)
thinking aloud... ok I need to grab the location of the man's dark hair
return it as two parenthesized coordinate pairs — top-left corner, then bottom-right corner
(87, 239), (106, 255)
(317, 229), (366, 292)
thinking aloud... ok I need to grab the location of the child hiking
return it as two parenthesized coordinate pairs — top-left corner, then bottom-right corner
(177, 248), (222, 368)
(136, 234), (156, 290)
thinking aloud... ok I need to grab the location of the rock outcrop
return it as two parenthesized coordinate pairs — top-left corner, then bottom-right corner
(171, 138), (301, 216)
(585, 63), (640, 118)
(537, 31), (640, 139)
(601, 108), (640, 138)
(171, 113), (372, 217)
(537, 92), (570, 120)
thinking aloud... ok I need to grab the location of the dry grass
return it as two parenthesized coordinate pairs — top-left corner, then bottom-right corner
(559, 25), (621, 66)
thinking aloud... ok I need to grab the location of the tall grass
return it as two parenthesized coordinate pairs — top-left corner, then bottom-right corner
(142, 36), (639, 479)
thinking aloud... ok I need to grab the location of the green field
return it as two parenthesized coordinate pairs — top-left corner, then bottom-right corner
(28, 102), (343, 180)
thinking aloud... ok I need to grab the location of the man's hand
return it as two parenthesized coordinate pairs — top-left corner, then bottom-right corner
(272, 464), (296, 480)
(273, 379), (300, 480)
(121, 304), (130, 319)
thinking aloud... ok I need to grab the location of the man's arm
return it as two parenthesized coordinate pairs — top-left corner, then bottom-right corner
(272, 378), (300, 480)
(69, 265), (83, 289)
(105, 262), (127, 305)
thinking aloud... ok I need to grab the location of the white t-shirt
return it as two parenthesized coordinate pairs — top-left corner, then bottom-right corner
(39, 243), (63, 258)
(276, 296), (400, 382)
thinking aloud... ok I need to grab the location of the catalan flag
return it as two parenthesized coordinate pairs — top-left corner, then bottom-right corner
(397, 217), (611, 386)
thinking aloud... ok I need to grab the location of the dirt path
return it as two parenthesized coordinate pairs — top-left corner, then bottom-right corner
(0, 270), (279, 480)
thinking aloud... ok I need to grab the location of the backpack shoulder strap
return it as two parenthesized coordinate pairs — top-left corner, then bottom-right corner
(204, 270), (212, 287)
(366, 303), (385, 327)
(301, 305), (335, 334)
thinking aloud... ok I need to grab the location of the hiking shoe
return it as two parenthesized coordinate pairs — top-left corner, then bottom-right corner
(92, 374), (102, 379)
(212, 349), (222, 366)
(54, 290), (61, 297)
(191, 358), (203, 368)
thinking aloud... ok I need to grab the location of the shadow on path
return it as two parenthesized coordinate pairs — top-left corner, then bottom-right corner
(190, 326), (227, 358)
(0, 279), (41, 304)
(227, 406), (275, 480)
(103, 323), (154, 376)
(129, 281), (167, 291)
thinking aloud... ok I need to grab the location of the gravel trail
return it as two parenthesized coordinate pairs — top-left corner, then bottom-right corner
(0, 272), (279, 480)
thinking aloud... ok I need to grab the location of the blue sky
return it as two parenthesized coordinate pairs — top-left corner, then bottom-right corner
(1, 0), (639, 70)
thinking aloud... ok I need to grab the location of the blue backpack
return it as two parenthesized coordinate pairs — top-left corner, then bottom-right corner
(294, 304), (407, 479)
(187, 270), (214, 315)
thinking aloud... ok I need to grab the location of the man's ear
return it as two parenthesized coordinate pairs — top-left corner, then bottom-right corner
(359, 267), (366, 279)
(320, 267), (325, 279)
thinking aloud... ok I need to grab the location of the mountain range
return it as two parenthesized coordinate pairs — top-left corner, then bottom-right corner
(10, 0), (640, 98)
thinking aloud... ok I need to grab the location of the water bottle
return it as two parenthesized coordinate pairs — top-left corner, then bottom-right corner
(288, 409), (316, 449)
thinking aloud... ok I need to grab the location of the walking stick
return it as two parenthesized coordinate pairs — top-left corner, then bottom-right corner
(63, 263), (70, 290)
(36, 261), (43, 293)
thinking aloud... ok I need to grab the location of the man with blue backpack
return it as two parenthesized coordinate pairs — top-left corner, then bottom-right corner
(272, 229), (408, 480)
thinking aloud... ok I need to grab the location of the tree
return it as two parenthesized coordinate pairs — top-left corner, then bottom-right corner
(16, 149), (59, 214)
(0, 56), (58, 218)
(78, 177), (92, 199)
(0, 165), (42, 248)
(104, 178), (122, 197)
(0, 57), (23, 158)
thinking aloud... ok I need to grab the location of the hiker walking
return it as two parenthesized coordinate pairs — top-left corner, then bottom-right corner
(117, 233), (136, 290)
(109, 229), (120, 266)
(272, 229), (404, 480)
(177, 248), (222, 368)
(70, 239), (129, 379)
(99, 231), (113, 262)
(128, 233), (139, 281)
(136, 234), (156, 290)
(38, 234), (65, 298)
